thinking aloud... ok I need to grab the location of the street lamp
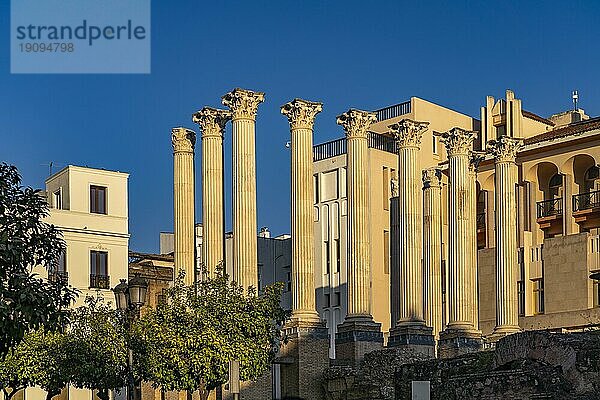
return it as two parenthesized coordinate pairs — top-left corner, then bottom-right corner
(112, 273), (148, 400)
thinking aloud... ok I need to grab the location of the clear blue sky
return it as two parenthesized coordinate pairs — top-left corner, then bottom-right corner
(1, 1), (599, 253)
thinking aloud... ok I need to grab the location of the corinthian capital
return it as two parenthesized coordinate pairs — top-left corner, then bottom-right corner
(389, 119), (429, 149)
(172, 127), (196, 153)
(438, 127), (477, 156)
(281, 98), (323, 130)
(221, 88), (265, 121)
(423, 167), (442, 188)
(469, 151), (486, 172)
(192, 107), (232, 138)
(336, 109), (377, 139)
(487, 136), (522, 163)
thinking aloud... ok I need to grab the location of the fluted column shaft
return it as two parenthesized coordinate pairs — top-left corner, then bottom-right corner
(172, 127), (196, 286)
(468, 164), (478, 328)
(423, 168), (443, 338)
(440, 128), (477, 332)
(489, 137), (522, 334)
(390, 120), (429, 325)
(193, 108), (231, 276)
(337, 109), (377, 319)
(281, 99), (323, 323)
(222, 88), (265, 292)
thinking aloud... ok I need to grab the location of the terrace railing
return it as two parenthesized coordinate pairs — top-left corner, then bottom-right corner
(537, 198), (563, 218)
(313, 132), (397, 161)
(573, 189), (600, 212)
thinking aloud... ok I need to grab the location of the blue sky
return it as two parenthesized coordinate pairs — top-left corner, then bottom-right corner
(1, 1), (599, 253)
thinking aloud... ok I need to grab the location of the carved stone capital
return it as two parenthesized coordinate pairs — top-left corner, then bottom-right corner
(487, 136), (522, 163)
(221, 88), (265, 121)
(172, 127), (196, 153)
(281, 98), (323, 130)
(336, 109), (377, 139)
(389, 119), (429, 149)
(469, 151), (486, 173)
(423, 168), (442, 188)
(192, 107), (232, 138)
(438, 127), (477, 156)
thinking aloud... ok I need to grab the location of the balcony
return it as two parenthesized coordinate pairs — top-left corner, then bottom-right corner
(537, 198), (563, 236)
(313, 132), (397, 162)
(573, 190), (600, 230)
(90, 274), (110, 289)
(48, 271), (69, 284)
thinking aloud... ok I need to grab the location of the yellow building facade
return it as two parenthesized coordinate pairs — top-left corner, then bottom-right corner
(21, 165), (131, 400)
(313, 92), (600, 357)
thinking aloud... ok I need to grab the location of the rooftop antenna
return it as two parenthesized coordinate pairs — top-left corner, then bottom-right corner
(572, 90), (579, 111)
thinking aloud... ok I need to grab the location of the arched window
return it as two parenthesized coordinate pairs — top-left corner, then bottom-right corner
(584, 166), (600, 192)
(549, 173), (563, 199)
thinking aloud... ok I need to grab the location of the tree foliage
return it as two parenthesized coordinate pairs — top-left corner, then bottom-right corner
(0, 296), (127, 400)
(0, 163), (78, 356)
(0, 328), (69, 400)
(66, 296), (128, 400)
(131, 269), (289, 400)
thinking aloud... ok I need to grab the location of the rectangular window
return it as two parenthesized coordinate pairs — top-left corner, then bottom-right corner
(257, 264), (263, 292)
(314, 174), (319, 204)
(432, 135), (438, 154)
(533, 278), (544, 314)
(53, 189), (62, 210)
(594, 275), (600, 308)
(384, 230), (390, 274)
(90, 250), (109, 289)
(324, 293), (330, 309)
(383, 167), (389, 210)
(517, 281), (525, 316)
(90, 185), (107, 214)
(286, 272), (292, 292)
(333, 292), (341, 307)
(335, 238), (341, 273)
(324, 240), (330, 274)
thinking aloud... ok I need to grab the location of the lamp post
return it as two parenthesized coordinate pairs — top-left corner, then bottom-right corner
(113, 273), (148, 400)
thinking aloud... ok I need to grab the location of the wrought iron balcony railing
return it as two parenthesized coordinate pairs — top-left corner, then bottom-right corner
(313, 132), (397, 161)
(313, 138), (346, 162)
(90, 274), (110, 289)
(537, 198), (563, 218)
(375, 101), (411, 122)
(48, 271), (68, 284)
(573, 189), (600, 212)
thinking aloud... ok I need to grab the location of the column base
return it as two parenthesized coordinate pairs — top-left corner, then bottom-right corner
(487, 325), (521, 343)
(277, 320), (329, 400)
(335, 316), (383, 366)
(438, 328), (482, 359)
(388, 321), (435, 357)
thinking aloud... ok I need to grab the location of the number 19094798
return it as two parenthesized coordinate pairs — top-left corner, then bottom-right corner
(19, 42), (74, 52)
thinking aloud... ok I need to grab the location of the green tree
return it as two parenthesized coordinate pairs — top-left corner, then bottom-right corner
(66, 296), (128, 400)
(0, 328), (70, 400)
(131, 270), (289, 400)
(0, 163), (78, 356)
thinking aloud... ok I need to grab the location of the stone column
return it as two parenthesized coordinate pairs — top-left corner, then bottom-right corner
(469, 153), (484, 330)
(278, 99), (329, 399)
(488, 137), (522, 336)
(222, 88), (265, 292)
(172, 127), (197, 286)
(281, 98), (323, 323)
(422, 168), (443, 340)
(438, 128), (482, 358)
(192, 107), (231, 276)
(387, 119), (434, 354)
(335, 109), (382, 365)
